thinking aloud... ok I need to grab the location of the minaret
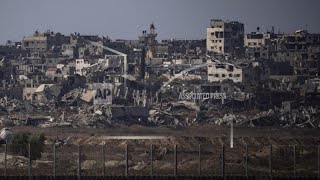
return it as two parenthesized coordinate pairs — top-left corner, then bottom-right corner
(148, 23), (157, 45)
(150, 23), (156, 35)
(146, 23), (157, 61)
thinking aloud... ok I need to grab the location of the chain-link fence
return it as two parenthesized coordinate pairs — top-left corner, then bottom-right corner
(0, 143), (319, 178)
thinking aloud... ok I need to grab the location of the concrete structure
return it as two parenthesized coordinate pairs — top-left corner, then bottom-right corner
(244, 32), (276, 59)
(273, 30), (320, 76)
(22, 31), (69, 57)
(150, 54), (168, 65)
(61, 44), (78, 58)
(139, 23), (157, 64)
(75, 59), (91, 76)
(206, 19), (244, 55)
(172, 53), (186, 65)
(0, 45), (26, 59)
(245, 33), (269, 47)
(207, 62), (245, 83)
(46, 68), (62, 77)
(98, 56), (122, 71)
(23, 87), (37, 101)
(23, 84), (55, 103)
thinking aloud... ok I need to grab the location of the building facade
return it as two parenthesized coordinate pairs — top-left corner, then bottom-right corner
(244, 32), (276, 59)
(206, 19), (244, 55)
(139, 23), (157, 64)
(207, 62), (244, 83)
(273, 30), (320, 76)
(75, 59), (91, 76)
(22, 31), (69, 57)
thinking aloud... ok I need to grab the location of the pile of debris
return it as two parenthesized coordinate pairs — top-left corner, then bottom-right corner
(0, 79), (320, 129)
(148, 101), (199, 127)
(278, 106), (320, 128)
(0, 97), (34, 113)
(233, 106), (320, 128)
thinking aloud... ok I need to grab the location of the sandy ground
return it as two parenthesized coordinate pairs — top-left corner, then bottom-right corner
(0, 125), (319, 176)
(4, 125), (320, 140)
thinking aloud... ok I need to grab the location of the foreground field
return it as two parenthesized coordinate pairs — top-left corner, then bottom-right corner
(0, 125), (319, 176)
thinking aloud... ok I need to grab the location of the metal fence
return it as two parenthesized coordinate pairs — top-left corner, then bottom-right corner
(0, 143), (319, 178)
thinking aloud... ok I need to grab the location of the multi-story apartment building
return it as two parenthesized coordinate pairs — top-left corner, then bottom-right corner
(75, 59), (92, 76)
(207, 62), (246, 83)
(243, 29), (320, 77)
(206, 19), (244, 56)
(244, 32), (277, 59)
(273, 30), (320, 76)
(22, 31), (69, 57)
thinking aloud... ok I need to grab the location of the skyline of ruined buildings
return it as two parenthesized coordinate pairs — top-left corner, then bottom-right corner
(0, 19), (319, 109)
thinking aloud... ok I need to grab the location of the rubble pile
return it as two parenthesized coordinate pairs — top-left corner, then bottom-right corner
(0, 91), (320, 129)
(0, 97), (33, 113)
(148, 101), (199, 127)
(67, 106), (111, 128)
(0, 71), (320, 129)
(211, 106), (320, 128)
(278, 106), (320, 128)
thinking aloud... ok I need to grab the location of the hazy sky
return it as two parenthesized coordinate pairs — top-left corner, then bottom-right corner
(0, 0), (319, 44)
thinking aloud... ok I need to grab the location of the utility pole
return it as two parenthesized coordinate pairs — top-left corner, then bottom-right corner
(230, 82), (234, 149)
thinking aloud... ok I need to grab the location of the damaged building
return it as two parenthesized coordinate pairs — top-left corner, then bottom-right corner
(0, 18), (319, 130)
(206, 19), (244, 57)
(207, 62), (248, 83)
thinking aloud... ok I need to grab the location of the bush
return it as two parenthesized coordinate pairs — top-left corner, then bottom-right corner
(8, 132), (46, 160)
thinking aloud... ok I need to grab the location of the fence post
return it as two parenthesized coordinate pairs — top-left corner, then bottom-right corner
(198, 144), (201, 176)
(150, 144), (153, 176)
(222, 144), (225, 178)
(318, 145), (320, 179)
(293, 145), (296, 177)
(125, 144), (128, 177)
(174, 144), (178, 177)
(269, 145), (272, 177)
(102, 144), (105, 177)
(246, 144), (248, 177)
(78, 144), (81, 179)
(28, 143), (32, 178)
(4, 143), (7, 177)
(53, 143), (56, 178)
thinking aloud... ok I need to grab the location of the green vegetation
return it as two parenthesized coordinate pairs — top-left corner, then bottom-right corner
(8, 132), (46, 160)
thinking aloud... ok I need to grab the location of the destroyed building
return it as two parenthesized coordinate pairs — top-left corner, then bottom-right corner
(244, 29), (320, 78)
(0, 19), (319, 130)
(206, 19), (244, 57)
(22, 31), (70, 58)
(244, 30), (276, 59)
(207, 62), (247, 83)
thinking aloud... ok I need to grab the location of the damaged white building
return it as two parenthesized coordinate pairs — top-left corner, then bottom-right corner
(75, 59), (92, 76)
(207, 62), (249, 83)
